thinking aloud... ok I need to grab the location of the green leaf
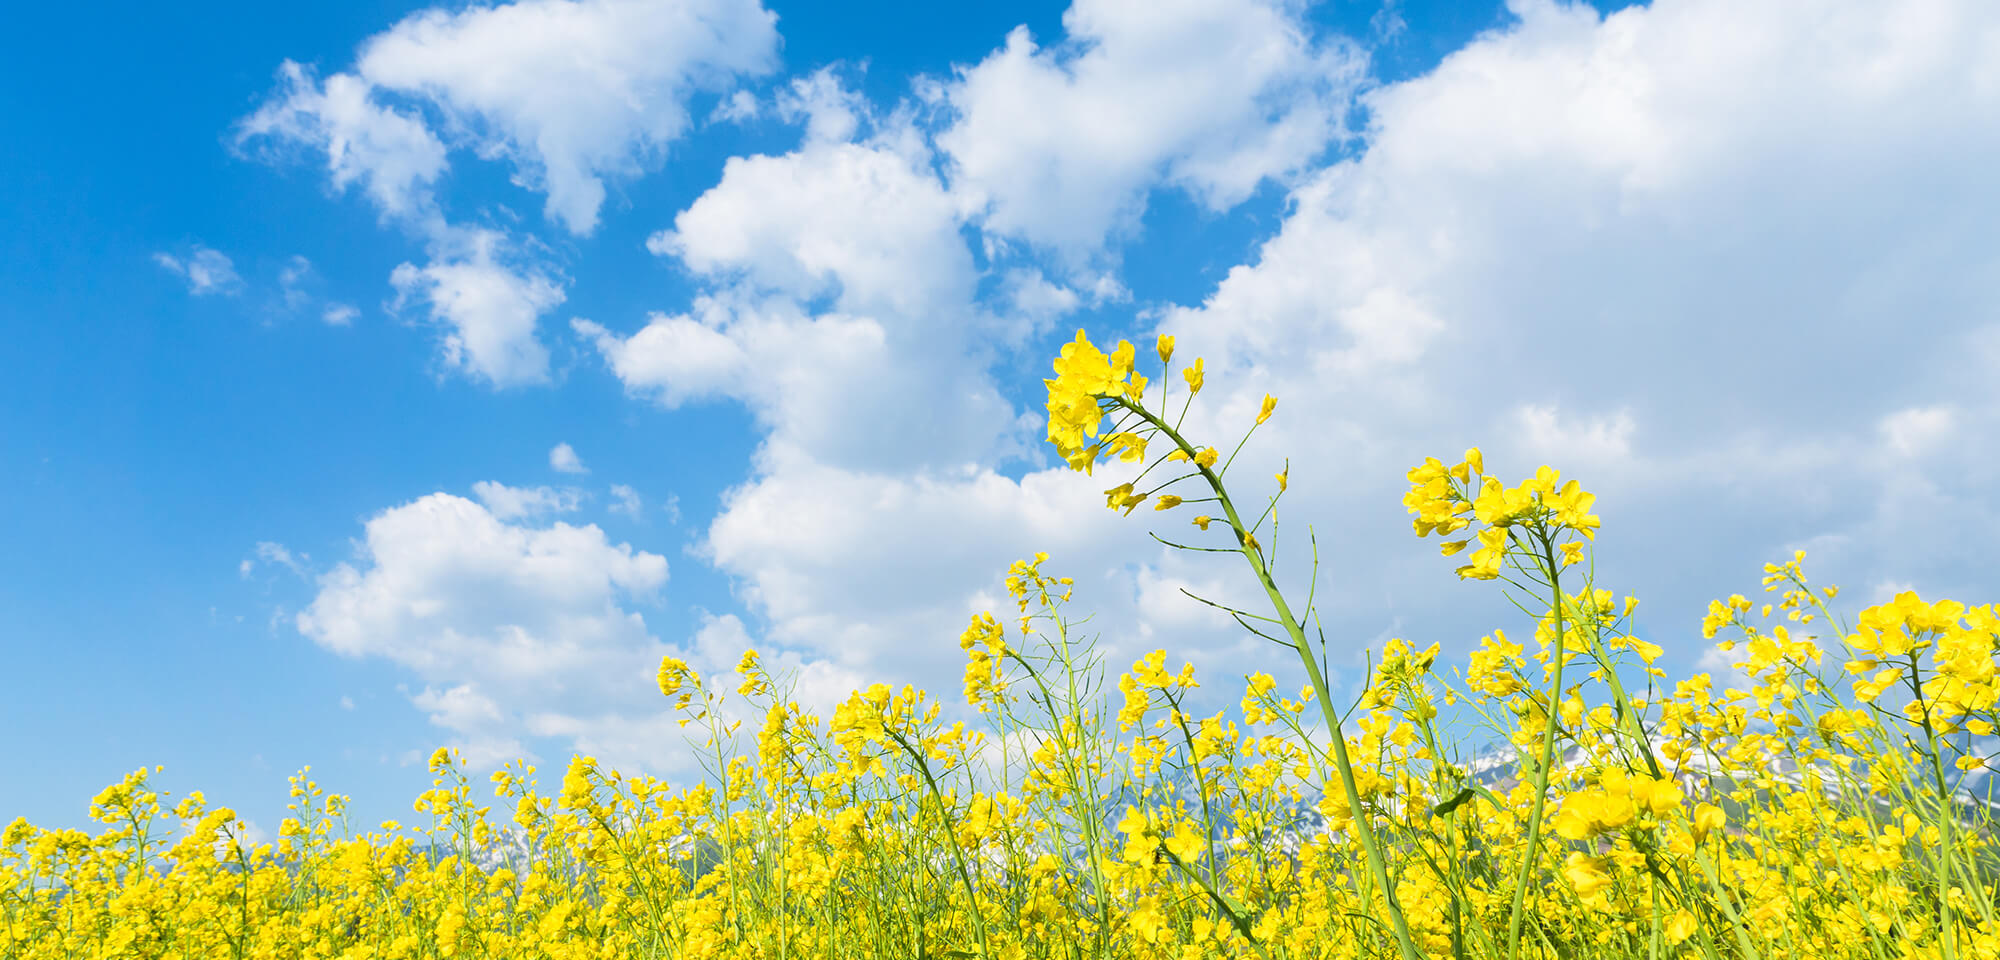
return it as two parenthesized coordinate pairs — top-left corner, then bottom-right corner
(1432, 787), (1477, 817)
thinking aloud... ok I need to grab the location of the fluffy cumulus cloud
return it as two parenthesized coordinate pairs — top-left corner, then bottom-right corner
(296, 491), (677, 770)
(1144, 0), (2000, 658)
(238, 62), (449, 221)
(240, 0), (780, 388)
(355, 0), (780, 235)
(388, 229), (565, 387)
(585, 111), (1015, 472)
(937, 0), (1367, 259)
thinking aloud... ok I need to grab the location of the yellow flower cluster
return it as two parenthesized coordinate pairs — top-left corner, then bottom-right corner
(1045, 329), (1148, 472)
(1406, 452), (1601, 581)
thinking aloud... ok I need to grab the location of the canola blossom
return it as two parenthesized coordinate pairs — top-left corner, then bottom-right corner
(7, 329), (2000, 960)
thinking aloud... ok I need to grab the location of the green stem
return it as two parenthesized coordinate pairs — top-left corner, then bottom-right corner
(1504, 531), (1568, 960)
(883, 726), (994, 960)
(1908, 654), (1962, 960)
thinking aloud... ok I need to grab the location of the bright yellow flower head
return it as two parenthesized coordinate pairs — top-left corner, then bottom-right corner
(1044, 329), (1146, 471)
(658, 656), (691, 698)
(1562, 852), (1615, 898)
(1103, 482), (1147, 514)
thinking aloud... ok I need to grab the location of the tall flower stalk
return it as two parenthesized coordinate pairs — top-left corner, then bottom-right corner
(1042, 330), (1424, 960)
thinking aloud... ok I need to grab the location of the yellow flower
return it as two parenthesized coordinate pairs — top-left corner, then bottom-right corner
(1104, 431), (1149, 464)
(1665, 910), (1698, 945)
(1156, 334), (1174, 364)
(1044, 329), (1146, 470)
(1562, 852), (1615, 897)
(1154, 495), (1182, 511)
(1692, 802), (1726, 842)
(1183, 357), (1205, 394)
(1256, 394), (1277, 425)
(1194, 447), (1219, 469)
(1454, 527), (1508, 581)
(1192, 515), (1214, 530)
(1103, 483), (1147, 514)
(1275, 466), (1288, 491)
(1164, 820), (1205, 864)
(657, 656), (691, 698)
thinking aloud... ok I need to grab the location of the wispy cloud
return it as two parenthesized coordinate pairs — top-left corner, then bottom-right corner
(154, 246), (243, 297)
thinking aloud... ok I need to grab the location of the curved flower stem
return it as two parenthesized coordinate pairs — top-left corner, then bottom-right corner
(882, 726), (995, 960)
(1115, 398), (1423, 960)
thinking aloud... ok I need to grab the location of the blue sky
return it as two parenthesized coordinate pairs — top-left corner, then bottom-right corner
(5, 0), (1996, 838)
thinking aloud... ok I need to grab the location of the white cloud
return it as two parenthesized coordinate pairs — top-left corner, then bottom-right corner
(238, 61), (448, 222)
(1880, 405), (1956, 458)
(277, 256), (358, 324)
(608, 484), (643, 518)
(239, 0), (784, 393)
(470, 480), (582, 520)
(355, 0), (780, 235)
(1139, 0), (2000, 662)
(410, 684), (523, 770)
(389, 229), (563, 387)
(774, 66), (867, 145)
(242, 64), (564, 389)
(710, 89), (761, 124)
(1515, 403), (1636, 464)
(549, 442), (588, 474)
(937, 0), (1366, 258)
(154, 247), (244, 297)
(296, 492), (677, 772)
(278, 255), (315, 310)
(996, 269), (1080, 343)
(702, 457), (1129, 668)
(592, 130), (1013, 472)
(241, 541), (307, 579)
(574, 308), (748, 409)
(651, 139), (971, 318)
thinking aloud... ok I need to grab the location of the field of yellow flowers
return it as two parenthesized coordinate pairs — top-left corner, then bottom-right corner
(7, 330), (1999, 960)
